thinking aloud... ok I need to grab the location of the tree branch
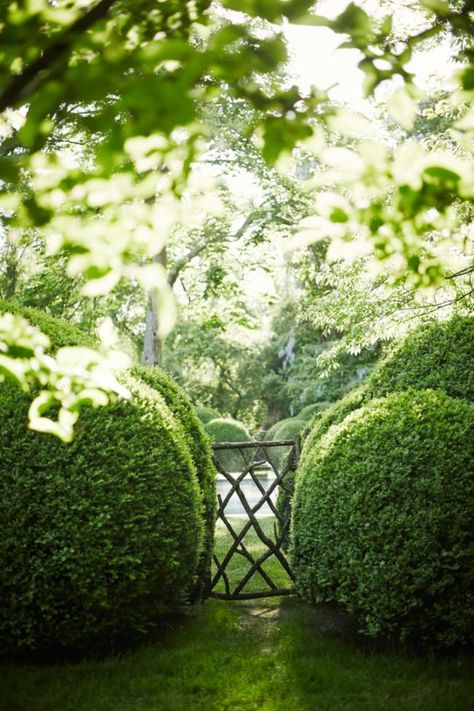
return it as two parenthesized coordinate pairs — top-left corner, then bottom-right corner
(167, 242), (208, 286)
(0, 0), (117, 113)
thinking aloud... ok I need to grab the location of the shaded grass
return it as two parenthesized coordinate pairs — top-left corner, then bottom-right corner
(1, 518), (473, 711)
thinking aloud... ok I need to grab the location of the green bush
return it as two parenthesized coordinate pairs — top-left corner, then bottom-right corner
(0, 299), (96, 350)
(133, 365), (216, 600)
(368, 315), (474, 401)
(266, 417), (306, 442)
(0, 308), (204, 656)
(292, 390), (474, 650)
(196, 406), (221, 424)
(205, 418), (251, 472)
(296, 402), (331, 421)
(271, 418), (310, 551)
(266, 418), (305, 470)
(299, 386), (369, 468)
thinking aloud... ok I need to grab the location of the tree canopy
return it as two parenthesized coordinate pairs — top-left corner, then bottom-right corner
(0, 0), (472, 438)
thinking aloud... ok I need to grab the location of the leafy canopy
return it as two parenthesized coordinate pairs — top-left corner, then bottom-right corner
(0, 0), (472, 438)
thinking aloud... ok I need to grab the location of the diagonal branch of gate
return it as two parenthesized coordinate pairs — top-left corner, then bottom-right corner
(210, 439), (299, 600)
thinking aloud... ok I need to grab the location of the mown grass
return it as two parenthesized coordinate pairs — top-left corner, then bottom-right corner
(1, 517), (473, 711)
(212, 516), (292, 595)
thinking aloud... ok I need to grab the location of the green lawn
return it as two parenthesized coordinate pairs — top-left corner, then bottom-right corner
(212, 516), (292, 596)
(1, 517), (473, 711)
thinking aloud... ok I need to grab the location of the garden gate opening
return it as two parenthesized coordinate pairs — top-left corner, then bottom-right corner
(210, 438), (300, 600)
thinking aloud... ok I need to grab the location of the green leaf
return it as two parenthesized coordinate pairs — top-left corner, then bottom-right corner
(419, 0), (450, 15)
(388, 87), (418, 131)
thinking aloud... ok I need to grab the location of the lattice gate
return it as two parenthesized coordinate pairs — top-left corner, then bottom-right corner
(210, 438), (300, 600)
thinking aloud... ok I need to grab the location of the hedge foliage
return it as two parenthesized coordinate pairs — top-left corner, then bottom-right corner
(205, 418), (251, 472)
(0, 308), (205, 656)
(292, 390), (474, 650)
(133, 365), (216, 600)
(299, 386), (369, 468)
(368, 315), (474, 401)
(196, 406), (221, 424)
(296, 402), (331, 422)
(0, 299), (96, 350)
(266, 417), (306, 442)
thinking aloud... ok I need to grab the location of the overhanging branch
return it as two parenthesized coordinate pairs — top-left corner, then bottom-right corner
(0, 0), (117, 113)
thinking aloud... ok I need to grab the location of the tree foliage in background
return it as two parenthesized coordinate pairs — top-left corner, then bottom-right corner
(0, 0), (472, 438)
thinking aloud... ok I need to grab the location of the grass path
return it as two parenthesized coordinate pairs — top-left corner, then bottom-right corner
(1, 518), (473, 710)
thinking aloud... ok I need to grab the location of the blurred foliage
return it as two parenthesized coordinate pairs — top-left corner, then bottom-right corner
(0, 0), (473, 437)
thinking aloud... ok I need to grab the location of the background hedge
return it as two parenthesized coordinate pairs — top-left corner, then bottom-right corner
(196, 406), (221, 424)
(367, 315), (474, 401)
(296, 402), (331, 422)
(133, 365), (216, 600)
(0, 307), (205, 656)
(205, 418), (251, 472)
(291, 390), (474, 650)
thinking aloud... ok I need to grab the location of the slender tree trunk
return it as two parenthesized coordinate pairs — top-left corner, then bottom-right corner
(141, 248), (166, 366)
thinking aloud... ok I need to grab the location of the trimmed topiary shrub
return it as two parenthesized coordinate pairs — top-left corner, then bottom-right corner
(297, 402), (331, 422)
(205, 418), (251, 472)
(0, 308), (205, 657)
(266, 419), (305, 470)
(271, 418), (311, 551)
(367, 315), (474, 402)
(0, 299), (96, 350)
(292, 390), (474, 650)
(133, 365), (216, 600)
(196, 406), (221, 424)
(299, 385), (369, 469)
(266, 417), (306, 442)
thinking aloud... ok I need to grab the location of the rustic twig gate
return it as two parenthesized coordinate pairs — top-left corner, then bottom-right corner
(210, 438), (300, 600)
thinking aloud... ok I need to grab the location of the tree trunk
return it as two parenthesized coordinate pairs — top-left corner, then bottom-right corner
(141, 248), (166, 366)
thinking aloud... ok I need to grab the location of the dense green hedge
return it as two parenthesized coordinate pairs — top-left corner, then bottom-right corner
(205, 418), (251, 472)
(266, 417), (306, 442)
(196, 406), (221, 424)
(299, 386), (369, 468)
(296, 402), (331, 422)
(133, 365), (216, 600)
(292, 390), (474, 650)
(368, 315), (474, 401)
(0, 299), (96, 350)
(266, 418), (305, 472)
(0, 308), (205, 656)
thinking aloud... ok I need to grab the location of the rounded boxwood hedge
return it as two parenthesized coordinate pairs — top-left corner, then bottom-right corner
(266, 418), (305, 472)
(0, 299), (97, 350)
(367, 315), (474, 401)
(205, 418), (251, 472)
(296, 402), (331, 422)
(0, 307), (205, 656)
(291, 390), (474, 650)
(133, 365), (216, 600)
(266, 417), (306, 442)
(299, 386), (369, 468)
(196, 406), (221, 424)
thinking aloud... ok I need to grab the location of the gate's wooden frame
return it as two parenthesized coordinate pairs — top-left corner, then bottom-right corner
(210, 438), (300, 600)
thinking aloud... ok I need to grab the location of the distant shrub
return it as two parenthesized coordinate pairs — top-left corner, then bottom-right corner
(196, 406), (221, 424)
(0, 307), (205, 657)
(266, 417), (306, 442)
(296, 402), (331, 421)
(368, 315), (474, 401)
(133, 366), (216, 600)
(292, 390), (474, 650)
(205, 418), (251, 472)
